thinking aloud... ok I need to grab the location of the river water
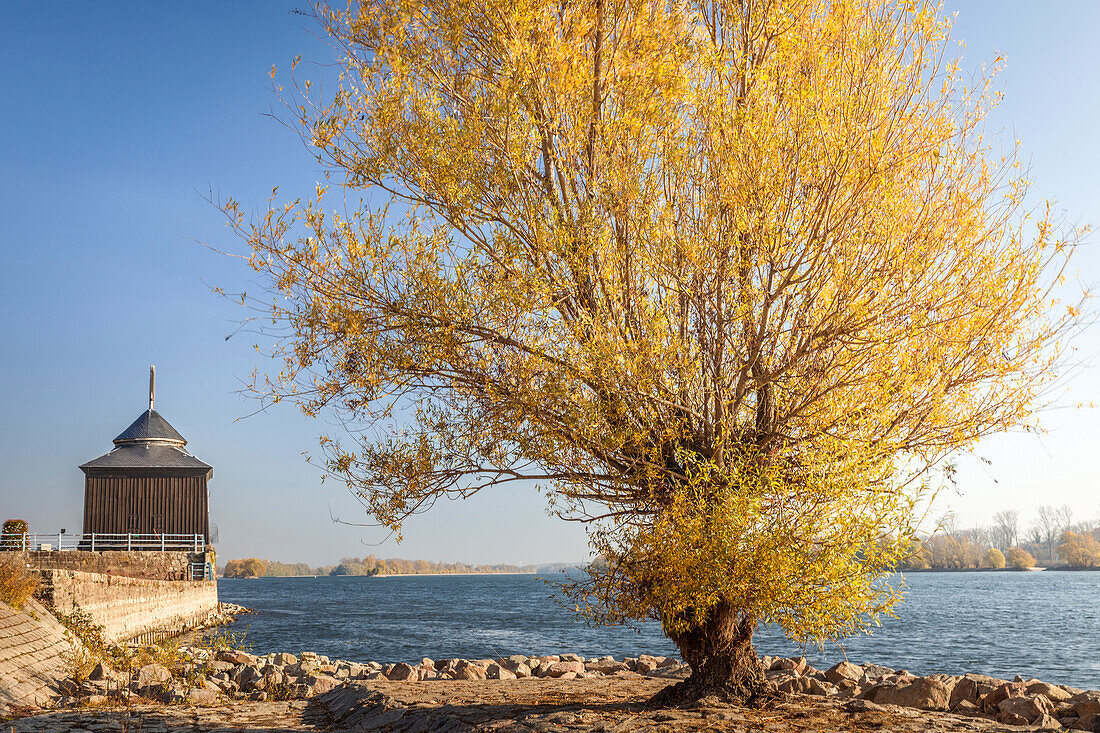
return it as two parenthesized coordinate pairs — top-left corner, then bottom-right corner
(217, 570), (1100, 689)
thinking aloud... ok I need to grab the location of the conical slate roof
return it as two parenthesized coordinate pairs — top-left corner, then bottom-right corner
(113, 409), (187, 446)
(79, 443), (212, 471)
(81, 403), (211, 475)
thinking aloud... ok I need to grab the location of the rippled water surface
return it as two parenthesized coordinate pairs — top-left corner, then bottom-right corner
(218, 571), (1100, 689)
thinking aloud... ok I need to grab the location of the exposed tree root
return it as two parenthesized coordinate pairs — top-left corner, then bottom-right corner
(647, 671), (772, 708)
(650, 601), (773, 708)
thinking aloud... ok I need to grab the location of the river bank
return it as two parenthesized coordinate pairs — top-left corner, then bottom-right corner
(10, 678), (1088, 733)
(6, 643), (1099, 731)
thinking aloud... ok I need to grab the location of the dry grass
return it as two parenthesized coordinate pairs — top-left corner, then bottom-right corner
(56, 608), (109, 681)
(63, 639), (102, 682)
(0, 555), (39, 610)
(56, 608), (254, 693)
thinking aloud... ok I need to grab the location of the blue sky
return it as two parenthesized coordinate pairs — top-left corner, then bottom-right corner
(1, 2), (1098, 567)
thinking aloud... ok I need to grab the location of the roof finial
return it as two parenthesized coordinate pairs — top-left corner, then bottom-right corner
(149, 365), (156, 411)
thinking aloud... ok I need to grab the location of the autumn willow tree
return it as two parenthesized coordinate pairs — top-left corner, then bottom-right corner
(225, 0), (1080, 703)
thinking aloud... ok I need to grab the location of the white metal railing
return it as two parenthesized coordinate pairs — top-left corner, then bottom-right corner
(0, 532), (206, 552)
(189, 561), (215, 580)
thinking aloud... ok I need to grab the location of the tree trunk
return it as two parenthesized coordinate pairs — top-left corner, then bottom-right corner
(650, 601), (766, 707)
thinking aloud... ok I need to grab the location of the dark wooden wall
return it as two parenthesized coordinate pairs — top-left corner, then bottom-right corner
(82, 475), (209, 538)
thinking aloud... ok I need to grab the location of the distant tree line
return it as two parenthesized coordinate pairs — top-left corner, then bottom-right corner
(221, 554), (537, 578)
(222, 558), (334, 578)
(329, 555), (537, 576)
(902, 505), (1100, 570)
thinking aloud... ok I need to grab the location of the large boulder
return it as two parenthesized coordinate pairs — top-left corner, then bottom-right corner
(1034, 713), (1062, 730)
(586, 658), (629, 675)
(187, 685), (219, 705)
(835, 679), (862, 697)
(1073, 713), (1100, 732)
(772, 657), (808, 675)
(807, 678), (837, 696)
(257, 670), (287, 691)
(767, 669), (801, 685)
(860, 664), (895, 684)
(546, 661), (585, 678)
(287, 683), (313, 700)
(1027, 681), (1073, 703)
(211, 677), (237, 694)
(387, 662), (418, 681)
(88, 662), (123, 684)
(777, 675), (812, 694)
(455, 662), (488, 680)
(286, 661), (317, 677)
(997, 710), (1030, 727)
(950, 673), (1004, 710)
(486, 663), (517, 680)
(865, 677), (951, 711)
(998, 695), (1055, 725)
(303, 674), (341, 695)
(505, 661), (533, 678)
(926, 674), (960, 696)
(982, 682), (1028, 714)
(1073, 692), (1100, 718)
(134, 663), (172, 688)
(825, 661), (863, 685)
(232, 664), (263, 688)
(216, 649), (258, 666)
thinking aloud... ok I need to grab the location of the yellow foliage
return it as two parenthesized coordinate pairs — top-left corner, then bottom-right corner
(223, 558), (268, 578)
(0, 556), (39, 610)
(982, 547), (1005, 570)
(1057, 531), (1100, 568)
(1005, 547), (1036, 569)
(224, 0), (1083, 658)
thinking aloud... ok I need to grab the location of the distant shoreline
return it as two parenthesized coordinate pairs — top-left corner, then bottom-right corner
(220, 571), (543, 579)
(371, 571), (538, 578)
(216, 563), (1100, 576)
(900, 567), (1100, 573)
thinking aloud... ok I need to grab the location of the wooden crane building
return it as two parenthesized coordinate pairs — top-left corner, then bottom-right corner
(79, 367), (212, 543)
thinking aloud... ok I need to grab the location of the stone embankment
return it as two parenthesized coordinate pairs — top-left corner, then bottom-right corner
(9, 645), (1099, 732)
(40, 570), (221, 644)
(0, 601), (246, 711)
(0, 598), (77, 709)
(12, 550), (205, 581)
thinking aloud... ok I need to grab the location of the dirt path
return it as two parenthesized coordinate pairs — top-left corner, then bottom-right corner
(7, 678), (1036, 732)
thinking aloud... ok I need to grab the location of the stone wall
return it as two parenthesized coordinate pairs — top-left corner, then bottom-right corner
(0, 597), (75, 709)
(39, 570), (219, 644)
(14, 550), (200, 580)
